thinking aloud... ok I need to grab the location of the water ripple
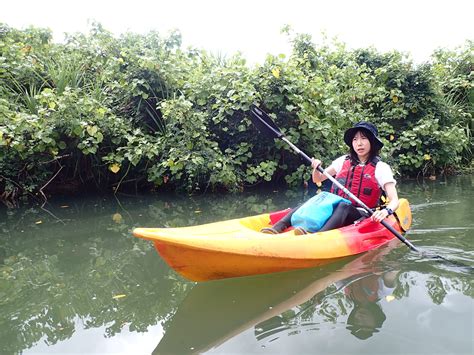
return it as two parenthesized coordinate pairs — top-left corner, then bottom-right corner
(410, 226), (474, 234)
(411, 201), (461, 211)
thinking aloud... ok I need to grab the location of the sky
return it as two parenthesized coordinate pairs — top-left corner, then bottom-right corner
(1, 0), (473, 64)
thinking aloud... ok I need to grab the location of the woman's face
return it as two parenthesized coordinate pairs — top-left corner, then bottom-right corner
(352, 130), (371, 161)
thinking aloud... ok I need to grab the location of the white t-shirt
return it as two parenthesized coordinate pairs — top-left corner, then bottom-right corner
(331, 155), (396, 192)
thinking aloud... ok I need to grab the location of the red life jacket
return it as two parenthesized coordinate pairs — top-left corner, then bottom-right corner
(330, 156), (381, 208)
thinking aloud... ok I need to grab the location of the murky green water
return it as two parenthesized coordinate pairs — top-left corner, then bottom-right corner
(1, 176), (473, 354)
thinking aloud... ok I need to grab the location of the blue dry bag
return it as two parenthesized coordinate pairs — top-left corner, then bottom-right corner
(291, 192), (351, 232)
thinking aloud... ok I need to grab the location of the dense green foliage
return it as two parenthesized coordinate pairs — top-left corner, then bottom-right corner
(0, 24), (472, 200)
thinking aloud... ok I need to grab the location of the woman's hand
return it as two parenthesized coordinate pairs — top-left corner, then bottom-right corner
(311, 158), (322, 170)
(371, 208), (390, 223)
(371, 182), (399, 223)
(311, 159), (335, 185)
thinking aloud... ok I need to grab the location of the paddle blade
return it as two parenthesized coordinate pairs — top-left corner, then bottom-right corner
(249, 105), (284, 139)
(394, 198), (412, 232)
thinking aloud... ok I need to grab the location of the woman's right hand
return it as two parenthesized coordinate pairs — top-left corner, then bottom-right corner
(311, 158), (322, 170)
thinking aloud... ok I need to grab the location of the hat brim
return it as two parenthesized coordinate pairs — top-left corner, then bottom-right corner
(344, 127), (384, 150)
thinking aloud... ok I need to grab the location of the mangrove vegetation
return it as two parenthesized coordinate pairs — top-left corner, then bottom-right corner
(0, 23), (472, 202)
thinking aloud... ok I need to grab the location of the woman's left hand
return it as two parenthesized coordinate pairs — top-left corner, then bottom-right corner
(371, 208), (390, 223)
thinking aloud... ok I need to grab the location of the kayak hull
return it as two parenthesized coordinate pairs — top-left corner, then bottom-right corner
(153, 240), (347, 281)
(133, 199), (412, 281)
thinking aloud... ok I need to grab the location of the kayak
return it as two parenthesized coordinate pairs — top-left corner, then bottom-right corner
(133, 198), (412, 281)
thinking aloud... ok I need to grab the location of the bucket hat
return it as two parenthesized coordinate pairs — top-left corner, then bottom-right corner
(344, 122), (384, 150)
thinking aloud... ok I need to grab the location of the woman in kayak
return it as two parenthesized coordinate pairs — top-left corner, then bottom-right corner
(262, 121), (399, 234)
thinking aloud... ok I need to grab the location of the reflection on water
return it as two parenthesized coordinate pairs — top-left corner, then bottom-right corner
(0, 176), (473, 354)
(154, 233), (472, 354)
(153, 245), (399, 354)
(341, 270), (398, 339)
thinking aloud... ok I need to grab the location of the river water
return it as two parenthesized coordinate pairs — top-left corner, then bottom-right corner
(0, 175), (472, 354)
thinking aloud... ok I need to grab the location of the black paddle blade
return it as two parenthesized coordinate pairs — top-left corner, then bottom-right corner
(421, 251), (474, 272)
(249, 105), (284, 139)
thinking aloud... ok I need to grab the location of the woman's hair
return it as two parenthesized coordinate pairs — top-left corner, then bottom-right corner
(348, 129), (381, 164)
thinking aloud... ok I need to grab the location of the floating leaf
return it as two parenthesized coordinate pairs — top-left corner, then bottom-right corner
(112, 294), (126, 299)
(109, 163), (120, 174)
(194, 210), (202, 214)
(389, 135), (395, 141)
(423, 154), (431, 160)
(392, 96), (399, 103)
(112, 213), (123, 223)
(35, 220), (42, 224)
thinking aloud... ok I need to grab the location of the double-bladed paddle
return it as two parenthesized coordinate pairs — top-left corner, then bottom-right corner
(249, 104), (473, 268)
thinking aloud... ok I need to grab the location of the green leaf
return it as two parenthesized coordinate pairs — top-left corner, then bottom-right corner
(95, 132), (104, 143)
(87, 125), (98, 136)
(73, 126), (83, 136)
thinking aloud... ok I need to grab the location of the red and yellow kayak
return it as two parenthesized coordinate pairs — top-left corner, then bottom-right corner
(133, 199), (412, 281)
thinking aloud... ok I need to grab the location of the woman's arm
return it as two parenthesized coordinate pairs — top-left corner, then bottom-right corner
(371, 182), (399, 222)
(311, 158), (336, 185)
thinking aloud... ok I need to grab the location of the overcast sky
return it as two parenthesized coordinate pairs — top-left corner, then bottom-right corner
(2, 0), (473, 64)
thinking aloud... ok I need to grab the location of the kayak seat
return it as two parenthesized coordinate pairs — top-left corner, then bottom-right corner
(264, 209), (295, 234)
(269, 208), (292, 225)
